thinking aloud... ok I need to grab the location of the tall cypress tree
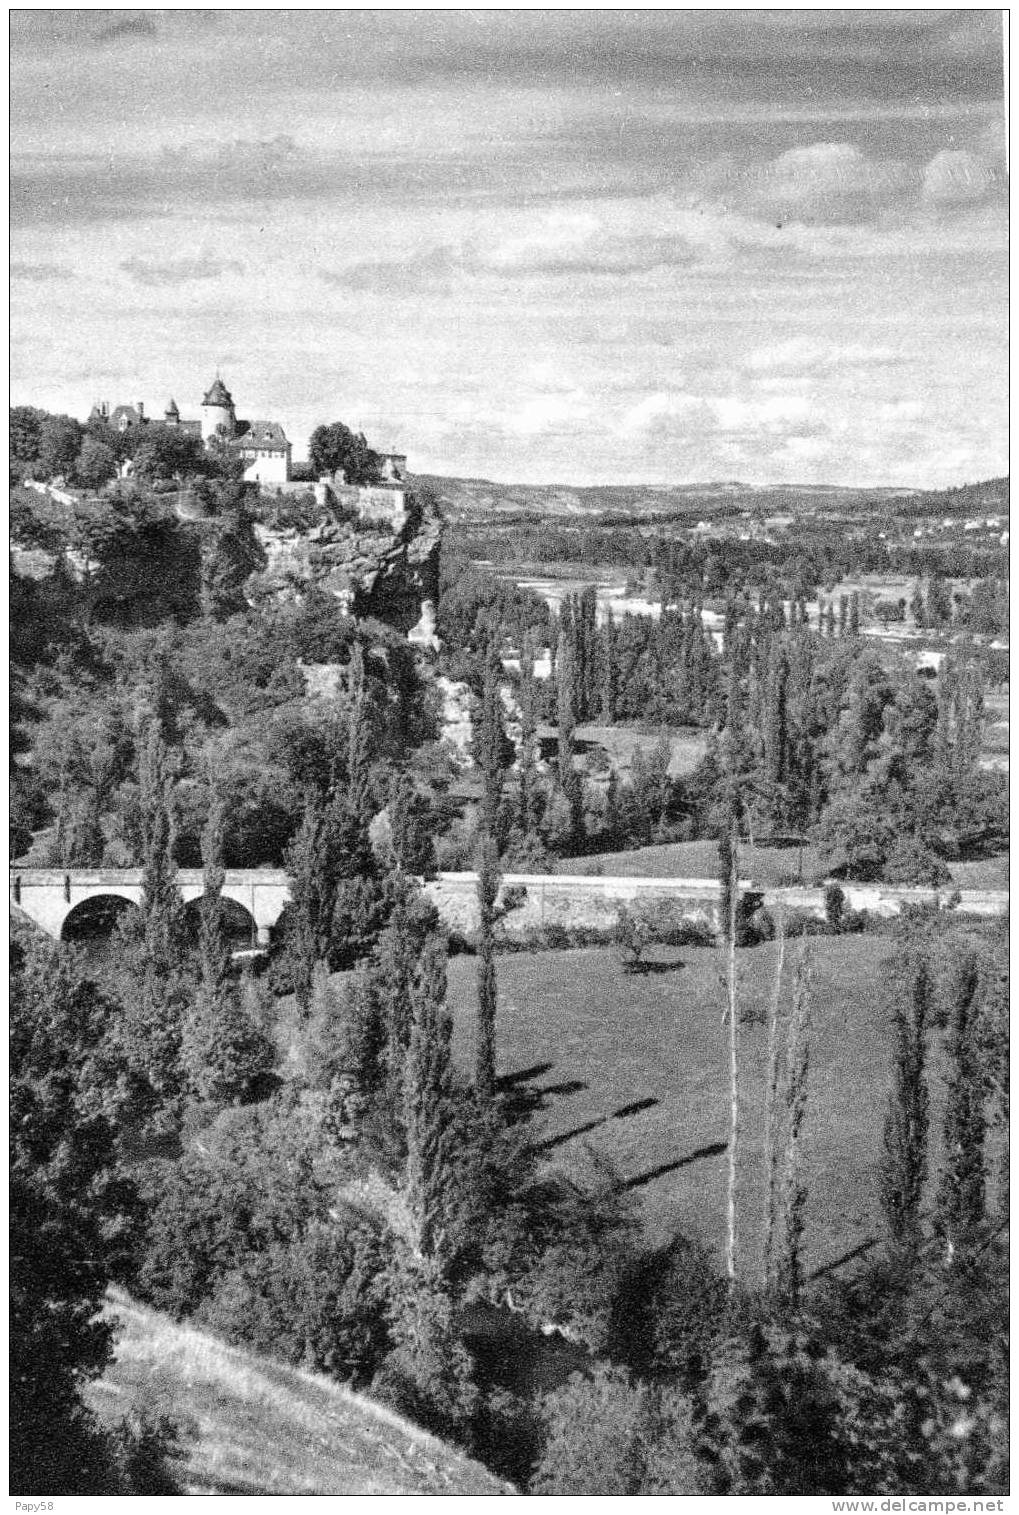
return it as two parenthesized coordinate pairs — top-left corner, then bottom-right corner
(879, 951), (931, 1248)
(404, 934), (455, 1262)
(601, 609), (618, 725)
(517, 635), (539, 839)
(935, 951), (986, 1251)
(475, 833), (500, 1100)
(132, 722), (186, 1110)
(476, 640), (505, 837)
(774, 950), (813, 1305)
(198, 791), (230, 995)
(139, 722), (181, 979)
(284, 794), (332, 1013)
(557, 636), (583, 846)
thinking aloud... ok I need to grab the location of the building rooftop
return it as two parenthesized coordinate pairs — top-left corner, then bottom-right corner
(231, 419), (290, 449)
(202, 377), (234, 407)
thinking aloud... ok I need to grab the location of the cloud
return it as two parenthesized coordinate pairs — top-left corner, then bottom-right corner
(120, 252), (243, 286)
(95, 17), (157, 44)
(742, 142), (916, 224)
(321, 245), (468, 296)
(922, 149), (998, 204)
(744, 338), (903, 374)
(10, 261), (72, 282)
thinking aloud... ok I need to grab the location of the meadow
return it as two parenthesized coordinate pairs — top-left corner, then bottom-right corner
(85, 1291), (511, 1496)
(445, 936), (989, 1281)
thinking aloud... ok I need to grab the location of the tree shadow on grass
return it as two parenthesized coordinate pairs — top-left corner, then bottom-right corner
(497, 1061), (554, 1090)
(623, 1139), (727, 1190)
(809, 1235), (880, 1282)
(623, 958), (685, 976)
(535, 1094), (660, 1153)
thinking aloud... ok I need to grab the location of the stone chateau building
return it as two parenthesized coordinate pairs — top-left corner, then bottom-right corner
(90, 375), (293, 485)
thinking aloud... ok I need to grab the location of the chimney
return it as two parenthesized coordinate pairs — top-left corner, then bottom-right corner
(137, 401), (144, 419)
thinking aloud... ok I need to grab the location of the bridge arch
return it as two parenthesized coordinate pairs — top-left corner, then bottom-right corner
(61, 893), (140, 946)
(181, 894), (259, 951)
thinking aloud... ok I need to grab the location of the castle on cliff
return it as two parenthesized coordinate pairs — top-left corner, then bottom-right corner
(89, 375), (292, 485)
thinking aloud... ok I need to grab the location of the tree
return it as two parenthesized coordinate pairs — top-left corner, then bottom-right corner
(533, 1367), (704, 1495)
(474, 640), (507, 837)
(198, 792), (230, 996)
(129, 423), (206, 482)
(10, 939), (139, 1492)
(880, 951), (931, 1248)
(404, 936), (456, 1262)
(127, 722), (187, 1111)
(308, 421), (382, 485)
(720, 813), (740, 1284)
(516, 634), (541, 840)
(475, 833), (500, 1099)
(935, 951), (986, 1252)
(772, 949), (813, 1305)
(74, 435), (118, 492)
(37, 412), (84, 480)
(283, 792), (342, 1012)
(601, 609), (618, 724)
(10, 404), (46, 476)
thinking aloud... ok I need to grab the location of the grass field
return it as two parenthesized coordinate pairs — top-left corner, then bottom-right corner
(555, 839), (1009, 890)
(85, 1290), (511, 1496)
(557, 838), (822, 883)
(573, 723), (708, 778)
(445, 937), (997, 1281)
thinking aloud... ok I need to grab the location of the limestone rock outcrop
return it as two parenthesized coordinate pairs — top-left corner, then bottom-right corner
(250, 489), (442, 635)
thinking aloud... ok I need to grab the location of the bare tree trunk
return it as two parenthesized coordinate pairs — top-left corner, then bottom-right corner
(725, 824), (740, 1286)
(762, 907), (786, 1289)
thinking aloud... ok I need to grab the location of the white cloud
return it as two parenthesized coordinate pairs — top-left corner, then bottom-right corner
(922, 149), (997, 204)
(744, 338), (902, 374)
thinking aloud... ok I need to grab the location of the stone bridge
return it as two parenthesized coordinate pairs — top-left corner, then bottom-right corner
(8, 867), (1008, 948)
(10, 869), (292, 947)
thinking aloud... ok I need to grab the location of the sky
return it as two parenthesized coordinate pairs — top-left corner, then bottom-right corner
(9, 8), (1008, 487)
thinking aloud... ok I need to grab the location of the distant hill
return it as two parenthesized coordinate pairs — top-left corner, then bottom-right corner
(416, 473), (1008, 522)
(85, 1289), (514, 1497)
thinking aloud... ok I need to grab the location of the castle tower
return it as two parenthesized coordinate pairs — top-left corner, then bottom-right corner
(200, 375), (236, 441)
(164, 398), (180, 427)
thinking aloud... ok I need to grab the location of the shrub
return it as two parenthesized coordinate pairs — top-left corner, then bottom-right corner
(824, 883), (846, 933)
(532, 1366), (704, 1495)
(200, 1213), (393, 1385)
(883, 836), (952, 887)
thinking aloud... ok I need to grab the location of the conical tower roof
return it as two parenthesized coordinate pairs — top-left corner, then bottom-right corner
(164, 397), (180, 417)
(202, 376), (233, 407)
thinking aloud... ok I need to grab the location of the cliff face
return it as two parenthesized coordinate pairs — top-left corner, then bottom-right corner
(250, 491), (442, 634)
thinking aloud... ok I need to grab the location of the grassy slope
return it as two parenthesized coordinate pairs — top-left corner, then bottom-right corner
(85, 1290), (513, 1497)
(446, 937), (996, 1279)
(553, 838), (1009, 890)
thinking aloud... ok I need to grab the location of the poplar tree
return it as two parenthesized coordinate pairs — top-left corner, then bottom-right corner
(198, 791), (230, 995)
(721, 813), (740, 1284)
(132, 722), (186, 1109)
(139, 722), (182, 979)
(284, 794), (334, 1012)
(601, 610), (618, 724)
(404, 935), (455, 1262)
(879, 951), (931, 1248)
(183, 790), (275, 1108)
(475, 833), (500, 1100)
(516, 634), (540, 839)
(935, 951), (986, 1252)
(476, 639), (505, 837)
(381, 879), (417, 1106)
(774, 950), (813, 1305)
(557, 636), (583, 845)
